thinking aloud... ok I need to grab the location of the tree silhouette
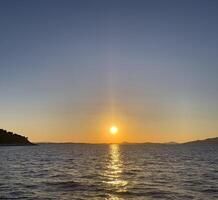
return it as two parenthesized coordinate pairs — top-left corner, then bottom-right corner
(0, 129), (33, 145)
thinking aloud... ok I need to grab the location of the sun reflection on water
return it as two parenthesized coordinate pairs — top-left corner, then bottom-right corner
(104, 144), (128, 200)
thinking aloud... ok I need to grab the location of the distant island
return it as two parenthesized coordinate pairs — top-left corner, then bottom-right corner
(0, 129), (34, 145)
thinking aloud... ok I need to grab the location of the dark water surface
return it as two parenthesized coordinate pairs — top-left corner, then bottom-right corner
(0, 144), (217, 199)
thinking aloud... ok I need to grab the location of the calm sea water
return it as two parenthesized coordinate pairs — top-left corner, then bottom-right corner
(0, 144), (217, 200)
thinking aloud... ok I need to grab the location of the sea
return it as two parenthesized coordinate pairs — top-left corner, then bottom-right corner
(0, 144), (217, 199)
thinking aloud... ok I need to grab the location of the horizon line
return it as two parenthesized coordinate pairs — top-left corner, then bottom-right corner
(35, 136), (218, 145)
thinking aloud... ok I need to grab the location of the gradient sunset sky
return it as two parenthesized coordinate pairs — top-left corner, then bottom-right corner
(1, 0), (218, 143)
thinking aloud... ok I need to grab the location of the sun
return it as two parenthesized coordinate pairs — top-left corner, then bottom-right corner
(110, 126), (118, 135)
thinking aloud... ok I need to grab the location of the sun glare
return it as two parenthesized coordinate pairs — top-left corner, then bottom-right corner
(110, 126), (118, 135)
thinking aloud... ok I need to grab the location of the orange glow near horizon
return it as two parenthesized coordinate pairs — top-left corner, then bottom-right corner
(3, 113), (217, 144)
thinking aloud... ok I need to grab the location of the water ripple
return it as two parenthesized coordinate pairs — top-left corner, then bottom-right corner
(0, 144), (217, 199)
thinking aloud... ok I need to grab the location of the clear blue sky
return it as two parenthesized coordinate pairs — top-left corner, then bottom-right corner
(0, 0), (218, 142)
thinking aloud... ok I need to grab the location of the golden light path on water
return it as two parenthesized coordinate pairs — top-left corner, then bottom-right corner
(104, 144), (128, 200)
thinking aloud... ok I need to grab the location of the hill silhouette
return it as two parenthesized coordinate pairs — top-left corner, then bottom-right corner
(121, 137), (218, 145)
(183, 137), (218, 145)
(0, 129), (34, 145)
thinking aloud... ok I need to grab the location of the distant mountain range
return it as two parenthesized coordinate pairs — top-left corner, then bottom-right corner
(182, 137), (218, 145)
(122, 137), (218, 145)
(39, 137), (218, 145)
(0, 129), (34, 145)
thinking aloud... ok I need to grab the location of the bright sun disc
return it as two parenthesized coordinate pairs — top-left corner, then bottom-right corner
(110, 126), (118, 135)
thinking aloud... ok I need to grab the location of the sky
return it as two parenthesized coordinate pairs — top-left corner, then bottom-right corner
(0, 0), (218, 143)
